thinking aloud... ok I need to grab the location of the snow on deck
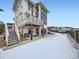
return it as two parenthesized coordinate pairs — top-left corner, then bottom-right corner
(3, 33), (77, 59)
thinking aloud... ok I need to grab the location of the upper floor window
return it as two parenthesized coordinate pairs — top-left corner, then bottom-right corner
(26, 14), (30, 19)
(19, 12), (23, 20)
(28, 2), (30, 10)
(25, 12), (30, 19)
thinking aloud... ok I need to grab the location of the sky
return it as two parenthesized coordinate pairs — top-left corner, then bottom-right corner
(0, 0), (79, 28)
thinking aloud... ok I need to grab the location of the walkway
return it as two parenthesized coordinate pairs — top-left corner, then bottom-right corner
(1, 33), (78, 59)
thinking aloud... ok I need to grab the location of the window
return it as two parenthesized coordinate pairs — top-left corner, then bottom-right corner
(26, 13), (30, 19)
(19, 12), (22, 20)
(28, 2), (30, 10)
(44, 19), (47, 25)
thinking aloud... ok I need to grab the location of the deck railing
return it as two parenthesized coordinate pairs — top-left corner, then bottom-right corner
(14, 24), (20, 43)
(17, 16), (43, 28)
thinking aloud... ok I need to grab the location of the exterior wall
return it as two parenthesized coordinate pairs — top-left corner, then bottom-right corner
(14, 0), (32, 28)
(39, 3), (48, 34)
(38, 5), (41, 21)
(22, 0), (29, 13)
(33, 6), (37, 17)
(14, 0), (48, 27)
(32, 27), (39, 36)
(14, 0), (24, 28)
(23, 27), (28, 35)
(19, 26), (28, 37)
(20, 26), (40, 37)
(41, 7), (47, 25)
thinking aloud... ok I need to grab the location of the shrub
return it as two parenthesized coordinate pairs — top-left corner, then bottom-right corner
(0, 24), (5, 34)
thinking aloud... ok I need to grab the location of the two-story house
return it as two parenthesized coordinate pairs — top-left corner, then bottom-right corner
(13, 0), (49, 38)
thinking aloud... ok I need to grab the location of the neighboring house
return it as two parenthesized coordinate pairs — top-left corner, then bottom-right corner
(13, 0), (49, 37)
(58, 27), (72, 33)
(48, 26), (59, 32)
(48, 26), (74, 33)
(48, 26), (79, 43)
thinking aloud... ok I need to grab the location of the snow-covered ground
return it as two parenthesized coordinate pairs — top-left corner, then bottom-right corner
(1, 33), (78, 59)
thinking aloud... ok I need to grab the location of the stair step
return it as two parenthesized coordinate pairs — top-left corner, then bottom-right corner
(8, 39), (18, 43)
(8, 36), (18, 38)
(9, 33), (16, 35)
(8, 39), (18, 41)
(8, 42), (19, 46)
(9, 33), (17, 35)
(9, 35), (17, 37)
(8, 39), (18, 40)
(8, 41), (18, 44)
(8, 40), (18, 43)
(9, 34), (17, 36)
(8, 36), (17, 38)
(8, 37), (17, 39)
(9, 36), (17, 38)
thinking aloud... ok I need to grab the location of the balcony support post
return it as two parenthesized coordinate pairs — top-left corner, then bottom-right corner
(39, 27), (42, 36)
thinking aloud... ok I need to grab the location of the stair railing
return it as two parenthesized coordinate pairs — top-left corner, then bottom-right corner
(5, 24), (9, 46)
(14, 24), (20, 43)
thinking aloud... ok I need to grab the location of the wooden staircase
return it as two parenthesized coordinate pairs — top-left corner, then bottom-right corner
(7, 23), (19, 46)
(8, 31), (19, 46)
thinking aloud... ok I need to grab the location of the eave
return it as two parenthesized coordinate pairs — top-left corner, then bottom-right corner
(35, 1), (49, 13)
